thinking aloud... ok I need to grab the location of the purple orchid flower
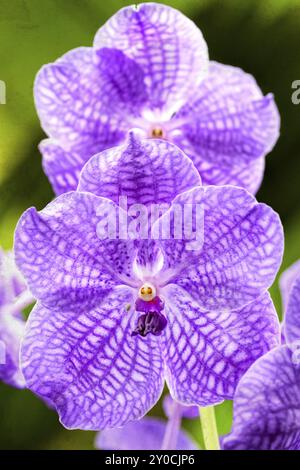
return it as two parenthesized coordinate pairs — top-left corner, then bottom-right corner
(15, 135), (283, 430)
(95, 416), (196, 451)
(223, 262), (300, 450)
(96, 395), (197, 450)
(0, 249), (29, 388)
(280, 260), (300, 313)
(34, 3), (279, 196)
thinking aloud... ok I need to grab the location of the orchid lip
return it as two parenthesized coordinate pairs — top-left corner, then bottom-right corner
(131, 311), (167, 338)
(132, 294), (166, 338)
(135, 295), (164, 313)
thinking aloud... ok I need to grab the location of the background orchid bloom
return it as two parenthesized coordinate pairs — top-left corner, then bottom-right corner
(34, 3), (279, 196)
(223, 261), (300, 450)
(96, 417), (196, 450)
(96, 395), (198, 450)
(0, 249), (28, 388)
(15, 135), (283, 430)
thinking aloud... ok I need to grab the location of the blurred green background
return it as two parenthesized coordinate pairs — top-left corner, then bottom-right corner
(0, 0), (300, 449)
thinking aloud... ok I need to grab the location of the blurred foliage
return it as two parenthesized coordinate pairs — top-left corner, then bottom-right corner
(0, 0), (299, 449)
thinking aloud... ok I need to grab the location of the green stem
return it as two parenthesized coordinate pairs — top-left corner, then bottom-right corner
(199, 406), (220, 450)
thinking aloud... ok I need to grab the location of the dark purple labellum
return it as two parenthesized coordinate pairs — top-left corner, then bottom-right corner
(132, 311), (167, 337)
(135, 296), (164, 313)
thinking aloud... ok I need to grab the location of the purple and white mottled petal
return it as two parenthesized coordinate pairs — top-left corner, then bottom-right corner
(223, 345), (300, 450)
(134, 240), (164, 280)
(35, 47), (129, 151)
(163, 394), (198, 420)
(284, 276), (300, 344)
(156, 186), (283, 311)
(95, 417), (197, 450)
(40, 139), (87, 195)
(94, 3), (209, 115)
(280, 260), (300, 312)
(94, 48), (148, 113)
(162, 285), (280, 406)
(0, 249), (26, 308)
(0, 311), (25, 388)
(14, 192), (139, 311)
(21, 292), (164, 430)
(172, 61), (280, 170)
(181, 144), (265, 194)
(0, 249), (27, 388)
(78, 132), (201, 205)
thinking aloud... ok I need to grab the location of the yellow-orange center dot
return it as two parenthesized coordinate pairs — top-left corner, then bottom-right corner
(151, 127), (164, 138)
(138, 282), (156, 301)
